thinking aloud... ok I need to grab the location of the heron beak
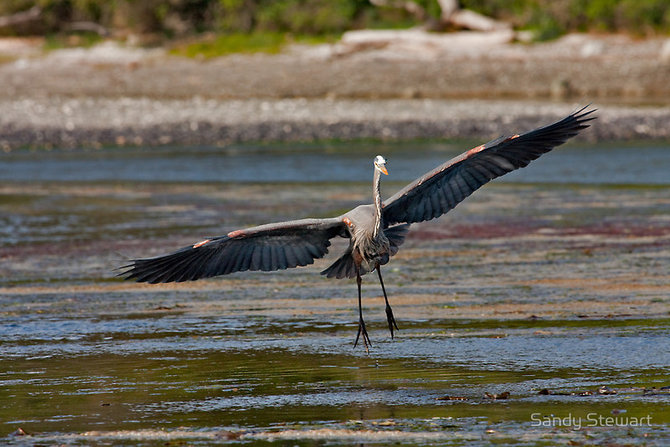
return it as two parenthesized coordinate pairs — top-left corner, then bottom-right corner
(379, 165), (388, 175)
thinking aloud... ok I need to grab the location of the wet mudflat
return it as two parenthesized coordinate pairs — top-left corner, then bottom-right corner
(1, 141), (669, 445)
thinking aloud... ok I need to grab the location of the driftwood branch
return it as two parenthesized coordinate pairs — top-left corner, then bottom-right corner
(448, 8), (510, 31)
(0, 6), (110, 36)
(437, 0), (459, 18)
(0, 6), (42, 28)
(369, 0), (428, 22)
(372, 0), (511, 32)
(66, 22), (110, 37)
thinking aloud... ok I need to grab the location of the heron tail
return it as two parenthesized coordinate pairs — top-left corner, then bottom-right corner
(321, 224), (410, 279)
(321, 250), (360, 279)
(386, 223), (410, 256)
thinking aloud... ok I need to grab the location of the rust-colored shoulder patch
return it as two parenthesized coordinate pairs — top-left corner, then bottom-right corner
(227, 229), (245, 238)
(192, 239), (210, 248)
(342, 217), (353, 228)
(466, 144), (485, 156)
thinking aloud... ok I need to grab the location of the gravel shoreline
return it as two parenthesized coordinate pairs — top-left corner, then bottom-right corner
(1, 33), (669, 150)
(1, 98), (669, 150)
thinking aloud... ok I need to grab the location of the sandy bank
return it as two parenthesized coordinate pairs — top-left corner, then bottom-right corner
(0, 32), (669, 149)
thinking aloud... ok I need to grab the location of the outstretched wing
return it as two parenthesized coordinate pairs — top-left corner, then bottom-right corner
(119, 218), (346, 283)
(383, 106), (596, 226)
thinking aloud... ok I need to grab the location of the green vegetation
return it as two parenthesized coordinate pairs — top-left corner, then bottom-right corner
(169, 32), (341, 58)
(170, 32), (286, 58)
(460, 0), (670, 38)
(42, 30), (104, 50)
(0, 1), (668, 46)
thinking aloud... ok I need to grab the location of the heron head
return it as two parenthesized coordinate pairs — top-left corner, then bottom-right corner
(374, 155), (388, 175)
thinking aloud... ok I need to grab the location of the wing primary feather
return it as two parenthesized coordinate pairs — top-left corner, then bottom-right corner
(470, 160), (495, 181)
(153, 255), (186, 283)
(236, 245), (254, 272)
(290, 245), (305, 266)
(261, 245), (273, 271)
(249, 245), (262, 271)
(222, 243), (242, 275)
(188, 247), (221, 280)
(175, 249), (211, 282)
(148, 251), (192, 283)
(426, 198), (436, 221)
(205, 248), (225, 277)
(411, 199), (424, 223)
(231, 242), (250, 274)
(275, 246), (289, 270)
(428, 192), (438, 219)
(454, 172), (473, 200)
(304, 240), (323, 259)
(434, 181), (449, 210)
(211, 241), (235, 276)
(268, 245), (278, 271)
(190, 247), (220, 279)
(129, 252), (183, 282)
(477, 156), (507, 176)
(168, 251), (199, 282)
(295, 245), (313, 266)
(283, 244), (299, 268)
(461, 167), (485, 190)
(448, 178), (464, 203)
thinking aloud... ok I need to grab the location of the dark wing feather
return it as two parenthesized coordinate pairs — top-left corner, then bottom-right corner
(119, 218), (346, 283)
(383, 106), (596, 226)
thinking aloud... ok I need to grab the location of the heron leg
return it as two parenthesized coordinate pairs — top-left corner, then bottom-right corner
(377, 265), (398, 339)
(353, 270), (371, 353)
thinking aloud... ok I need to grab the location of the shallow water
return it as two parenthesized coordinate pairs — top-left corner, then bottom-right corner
(2, 141), (670, 184)
(1, 141), (669, 445)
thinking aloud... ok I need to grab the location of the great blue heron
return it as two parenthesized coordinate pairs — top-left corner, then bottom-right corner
(120, 106), (595, 350)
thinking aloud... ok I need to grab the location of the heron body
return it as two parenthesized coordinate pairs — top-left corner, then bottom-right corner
(120, 106), (596, 351)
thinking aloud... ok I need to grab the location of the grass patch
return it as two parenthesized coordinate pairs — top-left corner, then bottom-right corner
(42, 32), (105, 51)
(170, 32), (287, 58)
(292, 33), (342, 46)
(0, 54), (17, 65)
(170, 32), (341, 59)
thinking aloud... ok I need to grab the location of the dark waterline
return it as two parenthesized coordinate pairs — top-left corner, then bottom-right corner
(1, 142), (669, 184)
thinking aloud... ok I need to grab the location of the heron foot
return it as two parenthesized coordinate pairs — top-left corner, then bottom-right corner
(354, 318), (371, 353)
(385, 304), (399, 339)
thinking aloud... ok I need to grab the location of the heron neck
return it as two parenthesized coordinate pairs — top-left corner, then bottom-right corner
(373, 168), (383, 238)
